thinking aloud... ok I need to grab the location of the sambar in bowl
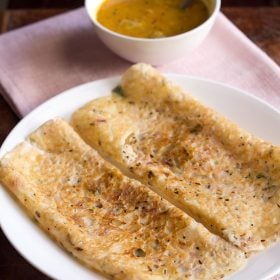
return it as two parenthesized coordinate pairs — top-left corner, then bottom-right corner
(85, 0), (220, 65)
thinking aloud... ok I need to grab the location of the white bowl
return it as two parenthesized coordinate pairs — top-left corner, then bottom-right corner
(85, 0), (221, 65)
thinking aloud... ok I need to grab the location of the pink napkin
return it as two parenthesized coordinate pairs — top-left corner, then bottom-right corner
(0, 8), (279, 117)
(0, 7), (279, 279)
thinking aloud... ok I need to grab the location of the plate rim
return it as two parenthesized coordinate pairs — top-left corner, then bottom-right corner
(0, 74), (279, 280)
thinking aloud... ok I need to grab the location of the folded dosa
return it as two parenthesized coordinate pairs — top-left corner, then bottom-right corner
(71, 64), (280, 253)
(0, 118), (245, 279)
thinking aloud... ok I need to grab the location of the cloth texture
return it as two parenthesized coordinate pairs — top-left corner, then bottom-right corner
(0, 8), (279, 117)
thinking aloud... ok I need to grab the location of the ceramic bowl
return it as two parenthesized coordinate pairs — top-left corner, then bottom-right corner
(85, 0), (221, 65)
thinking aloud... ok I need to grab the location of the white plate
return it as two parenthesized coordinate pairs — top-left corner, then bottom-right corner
(0, 75), (279, 280)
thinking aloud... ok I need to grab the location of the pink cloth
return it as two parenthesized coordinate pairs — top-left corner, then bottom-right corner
(0, 8), (279, 117)
(0, 7), (279, 280)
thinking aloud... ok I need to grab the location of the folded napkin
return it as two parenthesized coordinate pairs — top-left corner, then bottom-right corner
(0, 7), (279, 280)
(0, 8), (279, 117)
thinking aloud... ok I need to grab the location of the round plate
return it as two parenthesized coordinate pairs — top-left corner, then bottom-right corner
(0, 75), (279, 280)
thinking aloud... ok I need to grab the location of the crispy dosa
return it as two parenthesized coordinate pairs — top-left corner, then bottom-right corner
(0, 118), (245, 279)
(71, 64), (280, 253)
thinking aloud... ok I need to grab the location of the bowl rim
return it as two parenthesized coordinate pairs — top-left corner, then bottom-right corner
(85, 0), (221, 42)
